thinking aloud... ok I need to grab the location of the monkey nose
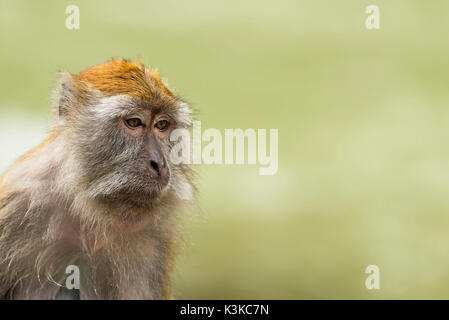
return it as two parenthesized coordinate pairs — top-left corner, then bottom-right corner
(149, 159), (169, 184)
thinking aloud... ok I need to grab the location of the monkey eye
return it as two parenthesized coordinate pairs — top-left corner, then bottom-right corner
(154, 119), (169, 131)
(126, 118), (143, 128)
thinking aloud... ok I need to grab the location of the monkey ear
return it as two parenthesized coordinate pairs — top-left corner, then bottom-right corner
(54, 72), (77, 122)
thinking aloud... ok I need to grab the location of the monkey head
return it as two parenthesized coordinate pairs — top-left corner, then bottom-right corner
(55, 59), (193, 210)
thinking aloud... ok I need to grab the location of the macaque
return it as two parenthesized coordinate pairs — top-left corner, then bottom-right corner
(0, 59), (194, 299)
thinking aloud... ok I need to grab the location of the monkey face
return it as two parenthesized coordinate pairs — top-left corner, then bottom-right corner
(120, 106), (172, 188)
(71, 94), (193, 209)
(55, 59), (193, 210)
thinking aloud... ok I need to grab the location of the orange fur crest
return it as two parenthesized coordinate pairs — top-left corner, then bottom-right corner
(72, 58), (174, 100)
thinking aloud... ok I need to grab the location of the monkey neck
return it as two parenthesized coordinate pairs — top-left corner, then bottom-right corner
(86, 214), (156, 255)
(58, 207), (156, 255)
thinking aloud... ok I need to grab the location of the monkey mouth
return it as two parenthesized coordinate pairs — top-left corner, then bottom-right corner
(85, 167), (171, 207)
(147, 165), (170, 188)
(153, 176), (170, 189)
(145, 180), (168, 196)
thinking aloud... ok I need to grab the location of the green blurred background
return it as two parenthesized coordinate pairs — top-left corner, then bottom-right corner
(1, 0), (449, 299)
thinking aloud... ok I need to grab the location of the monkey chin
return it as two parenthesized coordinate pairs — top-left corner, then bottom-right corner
(92, 180), (173, 217)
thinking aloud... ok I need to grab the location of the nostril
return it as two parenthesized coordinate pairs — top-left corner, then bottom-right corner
(150, 160), (160, 175)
